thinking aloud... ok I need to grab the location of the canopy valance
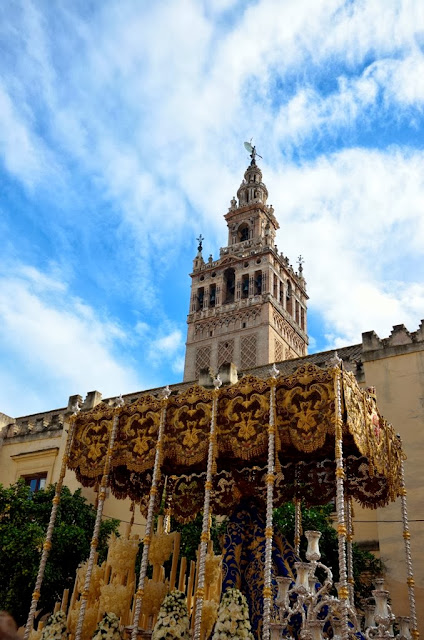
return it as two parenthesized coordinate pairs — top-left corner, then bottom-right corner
(67, 363), (403, 512)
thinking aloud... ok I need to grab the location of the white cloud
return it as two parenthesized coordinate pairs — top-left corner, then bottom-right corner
(3, 0), (423, 236)
(146, 329), (185, 374)
(0, 265), (141, 415)
(324, 281), (424, 348)
(267, 146), (424, 347)
(16, 265), (67, 293)
(206, 0), (239, 12)
(128, 321), (186, 374)
(0, 260), (190, 415)
(152, 330), (184, 355)
(171, 355), (185, 375)
(134, 321), (150, 336)
(367, 51), (424, 107)
(0, 85), (49, 188)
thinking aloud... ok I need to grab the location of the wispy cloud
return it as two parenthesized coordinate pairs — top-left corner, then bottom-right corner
(0, 84), (54, 189)
(0, 264), (141, 415)
(135, 324), (185, 374)
(267, 146), (424, 346)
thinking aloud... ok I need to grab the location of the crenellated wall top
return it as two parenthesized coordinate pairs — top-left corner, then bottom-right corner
(362, 320), (424, 359)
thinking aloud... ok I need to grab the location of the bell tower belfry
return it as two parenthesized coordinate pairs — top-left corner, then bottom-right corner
(183, 151), (308, 382)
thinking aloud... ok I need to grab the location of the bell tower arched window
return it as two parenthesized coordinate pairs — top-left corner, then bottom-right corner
(286, 281), (293, 316)
(254, 271), (262, 295)
(197, 287), (204, 311)
(209, 284), (216, 308)
(241, 274), (249, 298)
(223, 268), (235, 304)
(238, 223), (250, 242)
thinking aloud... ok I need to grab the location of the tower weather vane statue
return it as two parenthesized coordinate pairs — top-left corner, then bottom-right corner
(244, 139), (263, 164)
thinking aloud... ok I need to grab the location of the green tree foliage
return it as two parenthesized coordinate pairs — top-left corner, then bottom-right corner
(0, 481), (119, 626)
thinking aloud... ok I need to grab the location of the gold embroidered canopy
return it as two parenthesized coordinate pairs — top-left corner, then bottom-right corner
(67, 363), (403, 518)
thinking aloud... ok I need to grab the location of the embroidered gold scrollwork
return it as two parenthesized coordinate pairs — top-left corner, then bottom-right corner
(275, 364), (335, 453)
(113, 395), (161, 473)
(67, 408), (115, 484)
(343, 371), (368, 458)
(164, 385), (213, 467)
(217, 376), (270, 460)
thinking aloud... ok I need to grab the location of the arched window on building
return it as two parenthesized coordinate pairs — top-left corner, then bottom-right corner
(209, 284), (216, 307)
(223, 268), (235, 303)
(279, 280), (285, 306)
(273, 273), (278, 299)
(238, 223), (250, 243)
(241, 274), (249, 298)
(286, 281), (293, 316)
(254, 271), (262, 295)
(197, 287), (204, 310)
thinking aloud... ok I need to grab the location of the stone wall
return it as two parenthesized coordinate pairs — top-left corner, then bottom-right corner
(358, 321), (424, 628)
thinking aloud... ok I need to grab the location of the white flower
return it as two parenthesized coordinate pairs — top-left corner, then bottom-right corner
(211, 588), (254, 640)
(152, 590), (190, 640)
(92, 612), (121, 640)
(40, 611), (68, 640)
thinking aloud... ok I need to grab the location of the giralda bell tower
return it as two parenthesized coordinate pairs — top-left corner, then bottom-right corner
(183, 146), (308, 382)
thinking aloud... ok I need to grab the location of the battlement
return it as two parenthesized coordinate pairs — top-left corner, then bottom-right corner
(1, 407), (67, 441)
(362, 320), (424, 360)
(0, 390), (103, 441)
(0, 383), (193, 443)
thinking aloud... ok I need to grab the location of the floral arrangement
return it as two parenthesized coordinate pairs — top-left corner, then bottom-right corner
(212, 588), (254, 640)
(91, 612), (121, 640)
(40, 610), (68, 640)
(152, 590), (190, 640)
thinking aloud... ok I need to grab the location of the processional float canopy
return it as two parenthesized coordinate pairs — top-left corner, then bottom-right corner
(67, 362), (403, 520)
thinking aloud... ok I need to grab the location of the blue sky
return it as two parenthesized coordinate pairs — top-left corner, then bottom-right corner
(1, 0), (424, 417)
